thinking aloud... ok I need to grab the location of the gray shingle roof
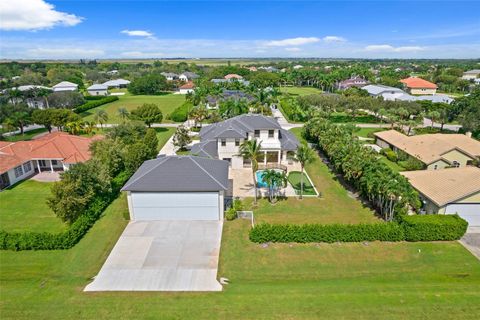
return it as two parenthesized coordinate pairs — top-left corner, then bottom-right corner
(279, 129), (300, 150)
(191, 140), (218, 158)
(121, 155), (229, 192)
(87, 84), (108, 90)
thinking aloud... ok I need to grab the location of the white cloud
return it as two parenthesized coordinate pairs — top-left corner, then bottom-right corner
(285, 47), (301, 52)
(121, 30), (155, 39)
(26, 47), (104, 58)
(121, 51), (164, 58)
(364, 44), (424, 52)
(265, 37), (320, 47)
(0, 0), (82, 31)
(323, 36), (346, 43)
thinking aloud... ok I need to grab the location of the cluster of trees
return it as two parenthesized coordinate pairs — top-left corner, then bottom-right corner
(128, 73), (172, 95)
(304, 117), (420, 221)
(48, 123), (159, 223)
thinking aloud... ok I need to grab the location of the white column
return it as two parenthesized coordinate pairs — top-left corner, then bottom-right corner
(49, 160), (54, 173)
(36, 160), (41, 173)
(278, 150), (281, 164)
(264, 151), (267, 165)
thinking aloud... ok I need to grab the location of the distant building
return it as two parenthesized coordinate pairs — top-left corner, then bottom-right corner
(160, 72), (178, 81)
(52, 81), (78, 92)
(206, 90), (255, 109)
(106, 70), (119, 76)
(362, 84), (405, 101)
(246, 66), (257, 72)
(400, 77), (438, 95)
(7, 85), (52, 108)
(179, 72), (199, 82)
(103, 79), (131, 88)
(224, 74), (243, 80)
(87, 84), (109, 96)
(293, 65), (303, 70)
(178, 81), (195, 94)
(337, 76), (369, 90)
(258, 66), (278, 73)
(462, 69), (480, 80)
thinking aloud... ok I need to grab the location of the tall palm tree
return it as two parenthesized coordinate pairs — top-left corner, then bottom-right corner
(291, 144), (315, 199)
(238, 139), (262, 203)
(94, 110), (108, 128)
(117, 107), (129, 122)
(262, 169), (288, 203)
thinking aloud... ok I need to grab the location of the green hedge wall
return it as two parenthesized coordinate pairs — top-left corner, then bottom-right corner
(399, 214), (468, 241)
(249, 214), (468, 243)
(74, 96), (119, 114)
(0, 171), (130, 251)
(169, 101), (192, 122)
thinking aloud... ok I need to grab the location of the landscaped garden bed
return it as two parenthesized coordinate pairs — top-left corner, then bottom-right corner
(287, 171), (318, 196)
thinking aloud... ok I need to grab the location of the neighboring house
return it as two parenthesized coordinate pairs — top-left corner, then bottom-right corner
(160, 72), (178, 81)
(246, 66), (257, 72)
(191, 114), (300, 169)
(106, 70), (119, 76)
(362, 84), (406, 100)
(87, 84), (109, 96)
(293, 65), (303, 70)
(103, 79), (131, 88)
(178, 72), (199, 82)
(258, 66), (278, 73)
(401, 167), (480, 226)
(0, 132), (101, 190)
(205, 90), (255, 109)
(211, 78), (250, 86)
(178, 81), (195, 94)
(8, 85), (52, 109)
(415, 94), (454, 104)
(52, 81), (78, 92)
(374, 130), (480, 170)
(462, 69), (480, 80)
(224, 74), (243, 80)
(337, 76), (369, 90)
(400, 77), (438, 95)
(121, 155), (230, 221)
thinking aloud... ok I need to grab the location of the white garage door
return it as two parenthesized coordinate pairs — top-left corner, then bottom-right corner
(130, 192), (220, 221)
(445, 203), (480, 226)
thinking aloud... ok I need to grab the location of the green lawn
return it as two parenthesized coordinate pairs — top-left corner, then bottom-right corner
(1, 195), (479, 319)
(280, 86), (323, 96)
(354, 127), (385, 139)
(287, 171), (317, 196)
(0, 180), (66, 233)
(379, 156), (405, 172)
(154, 127), (175, 151)
(2, 128), (48, 142)
(80, 93), (185, 124)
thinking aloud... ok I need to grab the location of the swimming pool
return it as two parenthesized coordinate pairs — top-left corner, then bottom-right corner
(255, 170), (284, 188)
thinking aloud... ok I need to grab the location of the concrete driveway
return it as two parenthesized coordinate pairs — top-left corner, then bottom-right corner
(459, 227), (480, 261)
(85, 220), (223, 291)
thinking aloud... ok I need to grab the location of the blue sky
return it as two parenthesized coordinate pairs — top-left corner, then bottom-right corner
(1, 0), (479, 59)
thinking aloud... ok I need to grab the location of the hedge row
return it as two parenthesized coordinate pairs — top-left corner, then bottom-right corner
(74, 96), (119, 113)
(0, 171), (131, 251)
(249, 214), (468, 243)
(169, 101), (192, 122)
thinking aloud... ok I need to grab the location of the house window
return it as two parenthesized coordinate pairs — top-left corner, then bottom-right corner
(14, 165), (23, 178)
(235, 139), (240, 146)
(39, 160), (47, 167)
(254, 130), (260, 138)
(52, 160), (58, 165)
(268, 130), (274, 138)
(23, 162), (32, 173)
(434, 165), (438, 170)
(221, 139), (226, 147)
(452, 161), (460, 168)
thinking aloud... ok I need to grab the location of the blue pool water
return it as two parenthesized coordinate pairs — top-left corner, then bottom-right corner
(256, 170), (283, 188)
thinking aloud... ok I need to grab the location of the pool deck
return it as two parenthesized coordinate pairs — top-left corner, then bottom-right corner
(230, 167), (298, 198)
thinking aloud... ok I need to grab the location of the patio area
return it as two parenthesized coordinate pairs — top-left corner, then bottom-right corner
(31, 171), (61, 182)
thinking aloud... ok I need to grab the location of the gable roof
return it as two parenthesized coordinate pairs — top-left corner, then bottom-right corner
(179, 81), (195, 89)
(87, 84), (108, 90)
(374, 130), (480, 164)
(121, 155), (229, 192)
(400, 77), (437, 89)
(401, 167), (480, 206)
(52, 81), (78, 89)
(0, 132), (101, 173)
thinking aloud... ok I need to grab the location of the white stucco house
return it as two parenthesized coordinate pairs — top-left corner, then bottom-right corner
(178, 81), (195, 94)
(362, 84), (406, 101)
(191, 114), (300, 169)
(52, 81), (78, 92)
(87, 84), (109, 96)
(160, 72), (178, 81)
(121, 155), (230, 221)
(462, 69), (480, 80)
(7, 85), (52, 109)
(178, 72), (199, 82)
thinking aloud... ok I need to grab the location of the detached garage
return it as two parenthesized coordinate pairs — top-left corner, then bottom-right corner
(402, 167), (480, 226)
(122, 155), (230, 221)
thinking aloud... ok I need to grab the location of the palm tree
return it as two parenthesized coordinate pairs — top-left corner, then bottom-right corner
(238, 139), (262, 203)
(117, 107), (129, 122)
(262, 169), (288, 203)
(65, 121), (84, 135)
(94, 110), (108, 128)
(291, 144), (315, 199)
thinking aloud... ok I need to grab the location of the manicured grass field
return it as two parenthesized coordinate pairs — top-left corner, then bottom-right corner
(280, 86), (323, 96)
(81, 93), (185, 124)
(354, 127), (385, 138)
(154, 127), (175, 151)
(2, 128), (48, 142)
(287, 171), (317, 196)
(1, 195), (479, 319)
(379, 156), (405, 172)
(0, 180), (66, 233)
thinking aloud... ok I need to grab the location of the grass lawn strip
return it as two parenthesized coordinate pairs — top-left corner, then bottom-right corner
(287, 171), (317, 196)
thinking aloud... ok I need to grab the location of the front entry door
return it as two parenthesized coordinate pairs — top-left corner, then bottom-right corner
(0, 172), (11, 190)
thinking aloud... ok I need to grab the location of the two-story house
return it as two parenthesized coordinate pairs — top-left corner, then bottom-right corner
(191, 114), (300, 169)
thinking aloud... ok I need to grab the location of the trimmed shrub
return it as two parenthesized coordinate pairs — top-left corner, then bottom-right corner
(249, 223), (405, 243)
(74, 96), (119, 113)
(169, 101), (192, 122)
(225, 207), (237, 221)
(399, 214), (468, 241)
(0, 171), (130, 251)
